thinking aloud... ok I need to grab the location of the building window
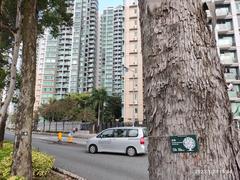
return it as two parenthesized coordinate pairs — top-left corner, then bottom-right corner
(135, 108), (138, 114)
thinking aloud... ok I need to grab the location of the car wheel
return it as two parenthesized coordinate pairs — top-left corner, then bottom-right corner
(126, 146), (136, 157)
(89, 144), (97, 154)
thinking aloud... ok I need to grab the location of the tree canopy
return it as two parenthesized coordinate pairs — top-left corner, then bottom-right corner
(38, 90), (122, 124)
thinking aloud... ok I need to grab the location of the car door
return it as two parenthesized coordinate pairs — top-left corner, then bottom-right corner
(111, 129), (128, 153)
(98, 129), (114, 152)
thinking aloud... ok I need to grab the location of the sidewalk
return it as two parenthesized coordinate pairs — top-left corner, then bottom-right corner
(32, 130), (96, 139)
(32, 131), (96, 145)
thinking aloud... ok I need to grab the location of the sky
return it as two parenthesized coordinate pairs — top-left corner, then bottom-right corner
(99, 0), (123, 12)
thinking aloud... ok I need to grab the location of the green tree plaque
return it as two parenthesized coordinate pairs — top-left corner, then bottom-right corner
(170, 135), (199, 153)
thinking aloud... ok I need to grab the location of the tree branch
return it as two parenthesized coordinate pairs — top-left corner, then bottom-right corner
(0, 0), (15, 35)
(0, 23), (15, 36)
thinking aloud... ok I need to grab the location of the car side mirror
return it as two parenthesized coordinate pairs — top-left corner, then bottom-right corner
(97, 134), (103, 138)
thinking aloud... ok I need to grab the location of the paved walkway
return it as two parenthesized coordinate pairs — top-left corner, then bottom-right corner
(32, 131), (96, 145)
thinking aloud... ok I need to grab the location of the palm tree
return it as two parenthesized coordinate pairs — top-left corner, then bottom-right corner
(90, 88), (108, 131)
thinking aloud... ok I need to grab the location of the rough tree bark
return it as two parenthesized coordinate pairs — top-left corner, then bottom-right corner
(139, 0), (240, 179)
(0, 114), (7, 147)
(11, 0), (37, 178)
(43, 118), (46, 131)
(0, 0), (23, 148)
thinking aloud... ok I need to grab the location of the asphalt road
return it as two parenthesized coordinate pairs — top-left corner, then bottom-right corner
(5, 132), (149, 180)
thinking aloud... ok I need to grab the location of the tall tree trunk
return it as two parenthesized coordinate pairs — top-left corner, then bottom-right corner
(139, 1), (240, 179)
(0, 114), (7, 148)
(48, 120), (52, 132)
(55, 121), (57, 132)
(11, 0), (37, 178)
(97, 103), (101, 132)
(0, 0), (5, 25)
(0, 90), (3, 104)
(43, 119), (46, 132)
(0, 0), (3, 44)
(0, 0), (23, 148)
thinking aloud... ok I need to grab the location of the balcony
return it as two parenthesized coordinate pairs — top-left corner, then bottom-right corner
(229, 91), (240, 102)
(216, 23), (233, 33)
(225, 73), (237, 80)
(220, 54), (238, 65)
(218, 37), (235, 50)
(216, 8), (231, 17)
(225, 74), (240, 84)
(56, 78), (68, 83)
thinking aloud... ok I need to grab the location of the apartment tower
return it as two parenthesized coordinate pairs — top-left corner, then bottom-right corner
(123, 0), (144, 125)
(211, 0), (240, 122)
(99, 6), (124, 95)
(35, 0), (98, 109)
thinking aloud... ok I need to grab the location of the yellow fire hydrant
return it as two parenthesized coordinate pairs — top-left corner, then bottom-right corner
(58, 131), (62, 142)
(67, 131), (73, 143)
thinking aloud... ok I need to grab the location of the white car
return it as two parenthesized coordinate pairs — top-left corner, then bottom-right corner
(86, 127), (148, 156)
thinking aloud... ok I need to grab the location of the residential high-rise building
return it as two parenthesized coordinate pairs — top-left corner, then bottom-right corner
(123, 0), (144, 125)
(122, 0), (240, 125)
(35, 31), (59, 109)
(35, 0), (98, 109)
(99, 6), (124, 95)
(69, 0), (98, 93)
(211, 0), (240, 122)
(51, 0), (74, 100)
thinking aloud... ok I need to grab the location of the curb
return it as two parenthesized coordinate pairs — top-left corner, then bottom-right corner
(53, 167), (87, 180)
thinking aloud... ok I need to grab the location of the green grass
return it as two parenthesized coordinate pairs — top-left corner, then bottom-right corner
(0, 142), (13, 161)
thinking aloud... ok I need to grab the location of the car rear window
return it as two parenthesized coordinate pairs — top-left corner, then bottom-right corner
(143, 128), (148, 137)
(127, 129), (138, 137)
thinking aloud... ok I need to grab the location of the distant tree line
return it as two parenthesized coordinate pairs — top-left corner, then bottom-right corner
(37, 88), (122, 132)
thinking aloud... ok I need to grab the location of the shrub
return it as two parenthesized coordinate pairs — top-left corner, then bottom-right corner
(0, 155), (12, 179)
(7, 176), (25, 180)
(0, 142), (13, 161)
(0, 146), (54, 179)
(32, 151), (54, 177)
